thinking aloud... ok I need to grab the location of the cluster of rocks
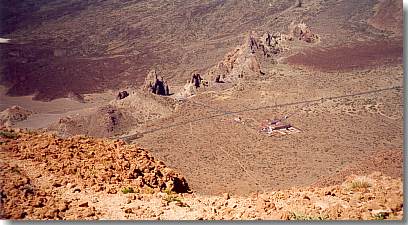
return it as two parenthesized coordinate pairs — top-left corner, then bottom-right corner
(0, 160), (90, 220)
(100, 172), (403, 220)
(9, 129), (188, 193)
(274, 173), (403, 220)
(203, 22), (319, 84)
(0, 160), (56, 219)
(250, 32), (291, 57)
(182, 172), (403, 220)
(0, 128), (190, 219)
(289, 22), (320, 43)
(177, 72), (207, 99)
(0, 128), (403, 220)
(204, 31), (291, 83)
(0, 105), (32, 128)
(144, 70), (170, 96)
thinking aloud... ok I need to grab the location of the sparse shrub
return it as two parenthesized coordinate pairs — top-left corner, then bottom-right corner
(372, 213), (387, 220)
(0, 130), (19, 139)
(163, 195), (182, 204)
(289, 211), (328, 220)
(163, 186), (175, 195)
(162, 186), (187, 206)
(121, 187), (136, 194)
(349, 178), (371, 190)
(143, 186), (155, 194)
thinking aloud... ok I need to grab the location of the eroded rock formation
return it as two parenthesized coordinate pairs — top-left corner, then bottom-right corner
(205, 33), (273, 83)
(204, 23), (319, 84)
(289, 22), (320, 43)
(144, 70), (170, 96)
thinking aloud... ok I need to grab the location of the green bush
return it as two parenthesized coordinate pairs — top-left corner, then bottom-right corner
(289, 211), (328, 220)
(121, 187), (136, 194)
(372, 213), (386, 220)
(163, 195), (182, 204)
(350, 179), (371, 190)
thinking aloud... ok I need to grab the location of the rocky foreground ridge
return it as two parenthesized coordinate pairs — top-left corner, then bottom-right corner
(0, 129), (403, 220)
(0, 128), (189, 219)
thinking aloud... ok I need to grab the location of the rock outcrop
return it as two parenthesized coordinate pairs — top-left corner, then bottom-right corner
(0, 106), (32, 128)
(175, 72), (207, 99)
(116, 91), (129, 100)
(48, 89), (176, 138)
(289, 22), (320, 43)
(0, 129), (190, 219)
(191, 72), (203, 88)
(204, 23), (319, 84)
(144, 69), (170, 96)
(205, 35), (263, 83)
(179, 81), (198, 99)
(254, 32), (291, 57)
(204, 31), (292, 83)
(0, 129), (403, 220)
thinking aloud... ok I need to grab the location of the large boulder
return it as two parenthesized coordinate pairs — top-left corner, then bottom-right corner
(116, 91), (129, 100)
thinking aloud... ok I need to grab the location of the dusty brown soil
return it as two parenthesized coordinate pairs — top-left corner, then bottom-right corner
(128, 63), (403, 196)
(0, 129), (403, 220)
(284, 39), (403, 72)
(312, 149), (403, 187)
(0, 0), (297, 101)
(46, 89), (177, 138)
(368, 0), (403, 35)
(0, 85), (117, 130)
(1, 42), (153, 101)
(1, 0), (396, 101)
